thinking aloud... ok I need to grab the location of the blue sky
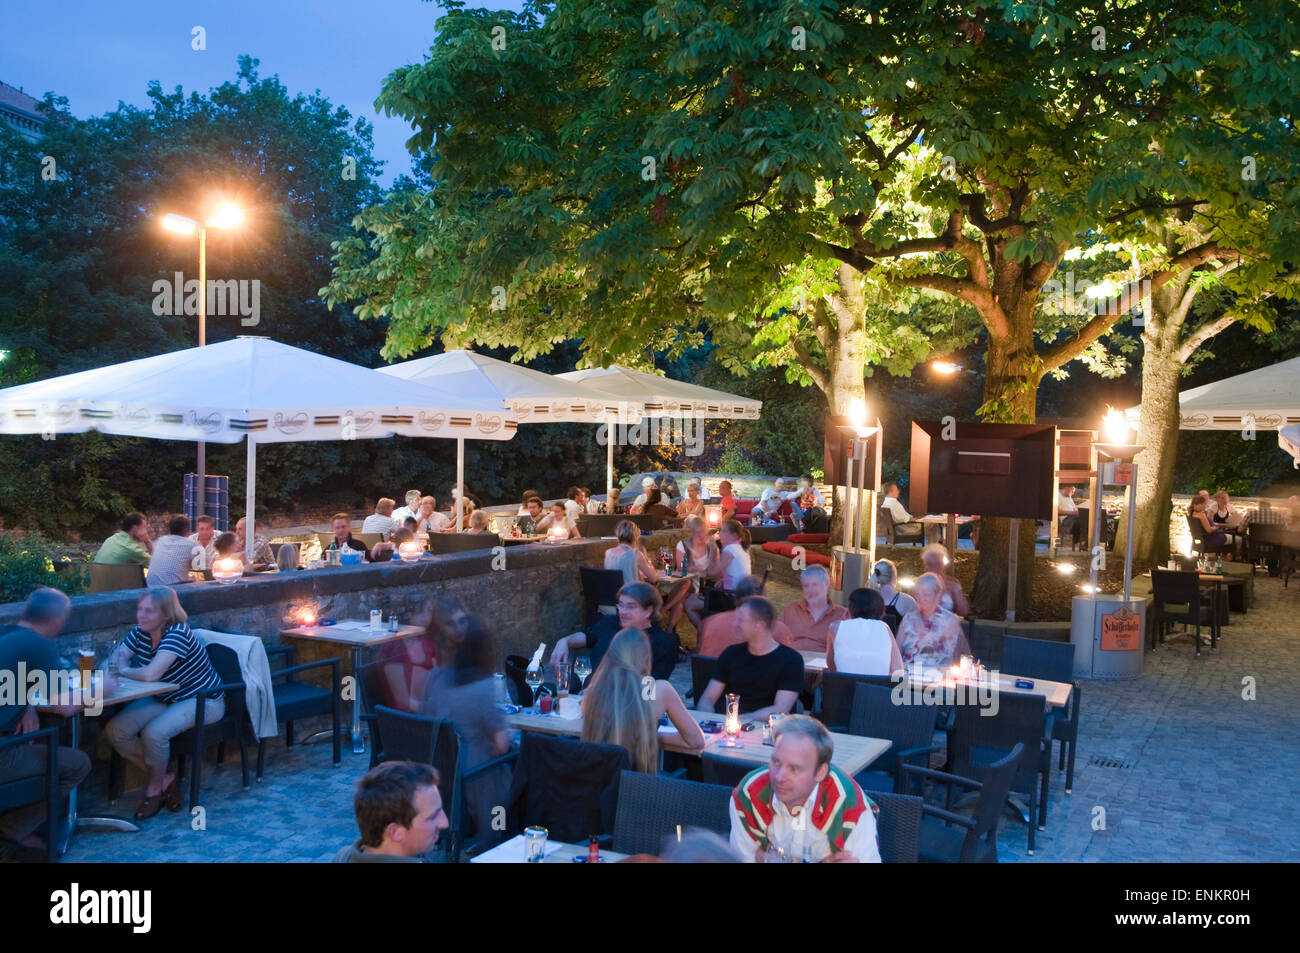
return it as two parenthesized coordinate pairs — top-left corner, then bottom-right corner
(4, 0), (526, 185)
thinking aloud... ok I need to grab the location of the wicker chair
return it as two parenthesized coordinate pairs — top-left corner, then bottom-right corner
(1150, 569), (1219, 656)
(900, 742), (1024, 863)
(611, 771), (733, 856)
(872, 790), (923, 863)
(819, 671), (897, 732)
(0, 726), (60, 862)
(848, 682), (942, 794)
(700, 751), (756, 789)
(689, 655), (718, 710)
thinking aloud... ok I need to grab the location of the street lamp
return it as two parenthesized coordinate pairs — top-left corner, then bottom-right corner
(161, 202), (244, 523)
(1090, 406), (1143, 601)
(837, 397), (882, 561)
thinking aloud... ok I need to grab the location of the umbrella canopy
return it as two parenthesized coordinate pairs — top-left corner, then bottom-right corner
(378, 350), (610, 423)
(0, 337), (517, 443)
(557, 364), (761, 420)
(1281, 424), (1300, 465)
(1125, 355), (1300, 432)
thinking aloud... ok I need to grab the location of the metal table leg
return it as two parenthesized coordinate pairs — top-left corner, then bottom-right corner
(57, 713), (139, 857)
(349, 646), (365, 754)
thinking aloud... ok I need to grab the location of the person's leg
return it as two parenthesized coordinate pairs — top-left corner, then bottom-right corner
(139, 697), (226, 796)
(684, 592), (705, 632)
(103, 698), (168, 777)
(0, 738), (91, 844)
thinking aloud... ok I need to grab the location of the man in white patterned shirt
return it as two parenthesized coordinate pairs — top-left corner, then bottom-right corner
(362, 499), (398, 536)
(391, 490), (422, 526)
(148, 516), (198, 587)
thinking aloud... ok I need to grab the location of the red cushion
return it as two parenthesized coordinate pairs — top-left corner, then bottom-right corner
(788, 533), (829, 544)
(760, 541), (831, 566)
(733, 499), (757, 516)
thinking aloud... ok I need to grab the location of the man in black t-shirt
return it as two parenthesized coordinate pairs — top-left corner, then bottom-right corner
(0, 588), (92, 860)
(551, 583), (677, 680)
(699, 597), (803, 717)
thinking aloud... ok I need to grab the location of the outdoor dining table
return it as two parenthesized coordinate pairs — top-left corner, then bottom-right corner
(502, 534), (549, 545)
(506, 706), (890, 775)
(797, 651), (1073, 710)
(280, 620), (424, 754)
(470, 832), (630, 863)
(1141, 570), (1242, 626)
(36, 673), (180, 853)
(917, 514), (977, 552)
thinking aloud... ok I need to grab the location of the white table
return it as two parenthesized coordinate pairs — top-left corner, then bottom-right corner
(471, 833), (629, 863)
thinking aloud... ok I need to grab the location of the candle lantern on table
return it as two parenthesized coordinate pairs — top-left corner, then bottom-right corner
(719, 693), (744, 748)
(398, 540), (423, 562)
(547, 523), (568, 543)
(212, 557), (242, 584)
(705, 504), (722, 528)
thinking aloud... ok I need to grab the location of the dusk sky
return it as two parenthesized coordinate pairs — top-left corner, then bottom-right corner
(4, 0), (526, 185)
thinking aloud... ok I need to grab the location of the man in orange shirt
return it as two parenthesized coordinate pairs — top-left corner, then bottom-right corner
(697, 577), (795, 657)
(778, 566), (849, 653)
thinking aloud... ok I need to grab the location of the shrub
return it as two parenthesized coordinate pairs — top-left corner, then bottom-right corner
(0, 533), (86, 605)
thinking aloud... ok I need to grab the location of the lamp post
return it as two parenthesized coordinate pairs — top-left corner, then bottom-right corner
(1093, 407), (1143, 601)
(834, 398), (882, 602)
(161, 204), (244, 524)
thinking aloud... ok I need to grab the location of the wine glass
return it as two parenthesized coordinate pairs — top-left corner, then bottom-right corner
(525, 668), (543, 713)
(573, 656), (593, 692)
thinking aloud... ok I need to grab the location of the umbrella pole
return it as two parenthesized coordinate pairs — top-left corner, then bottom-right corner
(245, 436), (256, 563)
(456, 437), (465, 533)
(606, 424), (614, 495)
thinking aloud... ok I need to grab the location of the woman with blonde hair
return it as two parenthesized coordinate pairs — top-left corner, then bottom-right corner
(103, 588), (225, 820)
(580, 628), (704, 773)
(603, 519), (664, 584)
(921, 543), (970, 617)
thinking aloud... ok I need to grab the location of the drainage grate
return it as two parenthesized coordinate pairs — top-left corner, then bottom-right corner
(1088, 756), (1134, 769)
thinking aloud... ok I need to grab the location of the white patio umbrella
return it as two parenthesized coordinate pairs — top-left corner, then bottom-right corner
(1280, 424), (1300, 467)
(378, 350), (611, 529)
(1125, 355), (1300, 431)
(557, 364), (762, 493)
(0, 337), (517, 560)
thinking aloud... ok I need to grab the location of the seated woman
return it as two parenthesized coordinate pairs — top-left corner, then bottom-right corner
(550, 582), (678, 680)
(921, 543), (970, 617)
(604, 520), (664, 584)
(376, 598), (461, 713)
(684, 518), (750, 632)
(895, 573), (971, 669)
(827, 588), (904, 677)
(420, 614), (511, 847)
(869, 558), (917, 634)
(581, 628), (705, 772)
(640, 487), (681, 530)
(1188, 494), (1231, 557)
(104, 588), (225, 820)
(676, 480), (705, 518)
(463, 510), (492, 535)
(537, 501), (580, 539)
(274, 543), (300, 572)
(370, 527), (414, 562)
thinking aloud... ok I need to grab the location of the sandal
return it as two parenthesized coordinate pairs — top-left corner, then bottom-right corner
(134, 792), (166, 821)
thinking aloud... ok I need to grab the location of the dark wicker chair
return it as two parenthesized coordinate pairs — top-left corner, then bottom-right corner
(504, 733), (628, 844)
(689, 654), (718, 710)
(0, 726), (60, 862)
(579, 567), (625, 625)
(425, 532), (501, 554)
(372, 706), (460, 861)
(848, 682), (941, 794)
(1186, 514), (1233, 558)
(820, 671), (898, 732)
(871, 790), (923, 863)
(700, 751), (755, 789)
(879, 505), (924, 546)
(611, 771), (733, 856)
(1150, 569), (1219, 655)
(1000, 635), (1080, 793)
(948, 694), (1052, 854)
(84, 563), (146, 594)
(259, 646), (341, 782)
(900, 742), (1024, 863)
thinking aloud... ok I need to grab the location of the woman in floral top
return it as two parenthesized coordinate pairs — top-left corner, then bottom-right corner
(895, 573), (970, 668)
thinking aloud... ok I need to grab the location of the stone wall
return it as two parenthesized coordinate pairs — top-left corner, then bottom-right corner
(0, 530), (690, 674)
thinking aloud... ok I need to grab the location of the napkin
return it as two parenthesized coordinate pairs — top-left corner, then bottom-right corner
(557, 695), (581, 719)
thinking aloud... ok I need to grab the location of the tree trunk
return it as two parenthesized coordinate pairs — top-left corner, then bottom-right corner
(818, 268), (869, 543)
(969, 334), (1040, 617)
(1117, 336), (1181, 564)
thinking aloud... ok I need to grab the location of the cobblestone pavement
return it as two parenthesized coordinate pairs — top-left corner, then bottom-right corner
(59, 575), (1298, 862)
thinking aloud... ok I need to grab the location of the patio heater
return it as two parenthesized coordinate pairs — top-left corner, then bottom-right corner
(832, 399), (881, 605)
(1070, 407), (1145, 680)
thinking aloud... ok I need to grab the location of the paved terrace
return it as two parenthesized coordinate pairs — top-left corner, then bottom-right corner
(57, 574), (1300, 863)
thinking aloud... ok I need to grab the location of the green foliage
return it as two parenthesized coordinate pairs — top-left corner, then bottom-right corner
(0, 533), (86, 604)
(716, 444), (764, 477)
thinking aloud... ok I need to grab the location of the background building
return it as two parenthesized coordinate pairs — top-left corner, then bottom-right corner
(0, 81), (47, 141)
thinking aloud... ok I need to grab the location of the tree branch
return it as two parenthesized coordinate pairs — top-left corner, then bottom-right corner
(1176, 314), (1239, 363)
(790, 335), (829, 392)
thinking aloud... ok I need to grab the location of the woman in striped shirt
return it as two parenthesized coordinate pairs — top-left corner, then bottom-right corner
(104, 588), (224, 820)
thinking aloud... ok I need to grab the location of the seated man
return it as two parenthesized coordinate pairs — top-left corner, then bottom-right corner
(1057, 484), (1079, 548)
(463, 510), (492, 535)
(790, 475), (827, 533)
(551, 583), (677, 680)
(881, 483), (916, 525)
(698, 597), (803, 718)
(326, 513), (369, 555)
(716, 480), (737, 524)
(187, 515), (217, 571)
(333, 761), (448, 862)
(235, 517), (274, 567)
(94, 512), (153, 565)
(756, 478), (796, 521)
(0, 589), (92, 861)
(697, 576), (796, 657)
(391, 490), (422, 526)
(729, 715), (880, 863)
(778, 566), (849, 653)
(515, 496), (545, 536)
(148, 515), (198, 587)
(362, 498), (398, 537)
(630, 476), (657, 512)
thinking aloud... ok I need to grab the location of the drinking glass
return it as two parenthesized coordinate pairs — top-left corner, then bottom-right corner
(525, 668), (543, 713)
(77, 636), (95, 677)
(524, 825), (548, 863)
(573, 656), (592, 692)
